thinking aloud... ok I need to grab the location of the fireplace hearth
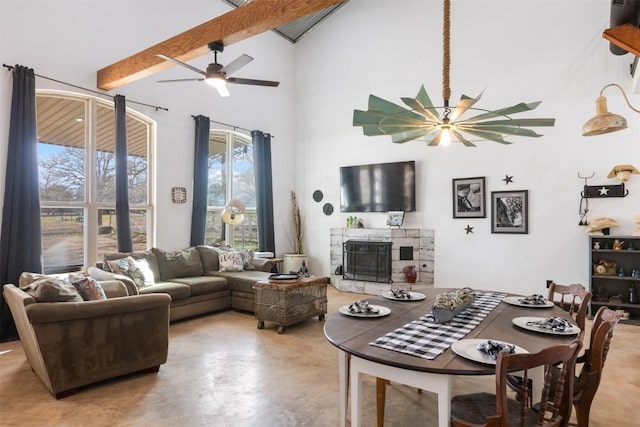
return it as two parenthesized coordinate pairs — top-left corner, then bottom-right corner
(343, 240), (392, 283)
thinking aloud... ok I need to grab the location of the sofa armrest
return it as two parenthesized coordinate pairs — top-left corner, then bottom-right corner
(25, 293), (171, 324)
(99, 280), (129, 298)
(87, 266), (139, 296)
(253, 258), (275, 272)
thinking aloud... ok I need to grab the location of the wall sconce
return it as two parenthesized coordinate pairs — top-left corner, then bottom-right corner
(582, 83), (640, 136)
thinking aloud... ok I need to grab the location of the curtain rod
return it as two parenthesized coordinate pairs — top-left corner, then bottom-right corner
(191, 114), (274, 138)
(3, 64), (169, 112)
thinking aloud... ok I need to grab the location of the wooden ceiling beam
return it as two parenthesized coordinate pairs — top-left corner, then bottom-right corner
(97, 0), (346, 91)
(603, 23), (640, 57)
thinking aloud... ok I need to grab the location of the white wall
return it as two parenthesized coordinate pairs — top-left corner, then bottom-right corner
(1, 0), (638, 296)
(294, 0), (640, 294)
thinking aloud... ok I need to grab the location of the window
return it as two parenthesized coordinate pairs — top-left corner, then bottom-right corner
(36, 91), (154, 272)
(205, 130), (257, 249)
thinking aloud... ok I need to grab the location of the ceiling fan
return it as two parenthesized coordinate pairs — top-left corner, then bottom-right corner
(156, 41), (280, 97)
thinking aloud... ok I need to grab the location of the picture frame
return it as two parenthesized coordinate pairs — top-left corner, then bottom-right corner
(452, 177), (486, 218)
(491, 190), (529, 234)
(386, 211), (405, 227)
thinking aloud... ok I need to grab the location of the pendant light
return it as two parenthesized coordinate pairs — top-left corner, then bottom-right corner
(582, 83), (640, 136)
(353, 0), (555, 147)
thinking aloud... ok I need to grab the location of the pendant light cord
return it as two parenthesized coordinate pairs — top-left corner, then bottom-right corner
(442, 0), (451, 106)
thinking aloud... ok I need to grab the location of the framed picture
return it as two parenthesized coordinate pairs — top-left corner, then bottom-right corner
(386, 211), (405, 227)
(491, 190), (529, 234)
(452, 177), (486, 218)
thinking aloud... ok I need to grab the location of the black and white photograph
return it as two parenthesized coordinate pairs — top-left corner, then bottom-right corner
(491, 190), (529, 234)
(452, 177), (486, 218)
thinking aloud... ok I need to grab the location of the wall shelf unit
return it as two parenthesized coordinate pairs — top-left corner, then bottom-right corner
(589, 235), (640, 325)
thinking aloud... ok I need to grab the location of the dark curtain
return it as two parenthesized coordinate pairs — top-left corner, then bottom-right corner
(252, 130), (275, 253)
(190, 115), (210, 246)
(0, 65), (42, 342)
(114, 95), (133, 252)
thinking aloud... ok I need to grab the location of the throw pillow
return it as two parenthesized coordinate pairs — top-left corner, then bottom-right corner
(105, 256), (154, 288)
(197, 245), (223, 272)
(129, 257), (155, 287)
(240, 249), (255, 270)
(68, 272), (107, 301)
(152, 247), (204, 280)
(218, 251), (244, 272)
(20, 276), (84, 303)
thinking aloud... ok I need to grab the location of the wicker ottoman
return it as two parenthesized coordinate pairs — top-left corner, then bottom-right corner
(255, 276), (328, 333)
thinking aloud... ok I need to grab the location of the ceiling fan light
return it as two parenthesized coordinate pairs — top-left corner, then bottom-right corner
(582, 96), (627, 136)
(205, 76), (230, 97)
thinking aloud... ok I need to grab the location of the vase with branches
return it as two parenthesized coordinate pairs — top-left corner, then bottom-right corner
(283, 191), (308, 275)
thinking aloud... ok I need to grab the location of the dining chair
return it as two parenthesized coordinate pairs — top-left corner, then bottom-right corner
(546, 282), (592, 331)
(507, 282), (592, 406)
(533, 306), (623, 427)
(450, 339), (583, 427)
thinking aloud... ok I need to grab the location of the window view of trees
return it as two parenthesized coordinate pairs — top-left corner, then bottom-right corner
(36, 92), (154, 272)
(205, 131), (258, 249)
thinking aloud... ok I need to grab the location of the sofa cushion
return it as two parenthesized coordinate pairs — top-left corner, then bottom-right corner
(197, 245), (221, 272)
(19, 275), (84, 303)
(153, 247), (204, 280)
(68, 273), (107, 301)
(103, 250), (161, 282)
(209, 270), (272, 294)
(171, 276), (229, 296)
(138, 281), (191, 301)
(218, 251), (244, 272)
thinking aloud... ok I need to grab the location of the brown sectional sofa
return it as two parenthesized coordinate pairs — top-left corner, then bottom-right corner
(88, 245), (276, 321)
(3, 280), (171, 398)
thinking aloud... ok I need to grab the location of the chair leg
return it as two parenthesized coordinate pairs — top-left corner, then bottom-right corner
(574, 399), (592, 427)
(376, 377), (390, 427)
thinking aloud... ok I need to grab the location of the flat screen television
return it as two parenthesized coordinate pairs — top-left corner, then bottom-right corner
(340, 160), (416, 212)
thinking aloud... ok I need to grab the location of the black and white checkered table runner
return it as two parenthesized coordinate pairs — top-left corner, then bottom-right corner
(370, 291), (507, 360)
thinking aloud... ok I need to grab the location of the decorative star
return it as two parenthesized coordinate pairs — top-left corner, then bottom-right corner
(503, 175), (514, 184)
(464, 225), (474, 234)
(598, 186), (609, 196)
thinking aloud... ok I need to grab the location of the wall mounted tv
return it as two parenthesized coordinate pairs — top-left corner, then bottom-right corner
(340, 160), (416, 212)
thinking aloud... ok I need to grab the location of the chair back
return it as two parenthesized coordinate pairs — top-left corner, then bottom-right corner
(495, 340), (583, 427)
(573, 306), (623, 426)
(547, 282), (592, 330)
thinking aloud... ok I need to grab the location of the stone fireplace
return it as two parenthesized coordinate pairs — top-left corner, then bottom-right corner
(330, 228), (435, 294)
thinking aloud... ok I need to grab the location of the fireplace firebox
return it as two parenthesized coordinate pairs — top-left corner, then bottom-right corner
(343, 240), (392, 283)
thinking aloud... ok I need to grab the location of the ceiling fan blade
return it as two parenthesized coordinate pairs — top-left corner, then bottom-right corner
(227, 77), (280, 87)
(157, 78), (204, 83)
(157, 54), (206, 76)
(219, 54), (253, 76)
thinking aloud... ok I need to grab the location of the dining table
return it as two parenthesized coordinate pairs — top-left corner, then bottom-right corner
(323, 288), (581, 427)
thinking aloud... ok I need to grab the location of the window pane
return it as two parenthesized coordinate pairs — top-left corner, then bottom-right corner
(37, 96), (86, 202)
(96, 103), (149, 204)
(232, 138), (255, 209)
(208, 135), (227, 207)
(41, 208), (84, 271)
(205, 209), (225, 246)
(96, 209), (148, 260)
(230, 210), (258, 250)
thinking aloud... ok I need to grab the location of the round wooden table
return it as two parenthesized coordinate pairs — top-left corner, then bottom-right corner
(323, 289), (579, 427)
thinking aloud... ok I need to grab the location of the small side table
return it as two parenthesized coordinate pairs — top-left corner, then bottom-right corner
(255, 276), (328, 333)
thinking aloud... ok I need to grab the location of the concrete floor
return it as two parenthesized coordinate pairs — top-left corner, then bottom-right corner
(1, 286), (638, 426)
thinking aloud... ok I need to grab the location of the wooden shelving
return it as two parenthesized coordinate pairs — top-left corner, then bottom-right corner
(589, 235), (640, 324)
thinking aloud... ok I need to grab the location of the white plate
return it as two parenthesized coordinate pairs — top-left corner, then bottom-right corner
(338, 304), (391, 318)
(502, 296), (554, 308)
(451, 339), (528, 365)
(512, 316), (581, 335)
(381, 291), (426, 301)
